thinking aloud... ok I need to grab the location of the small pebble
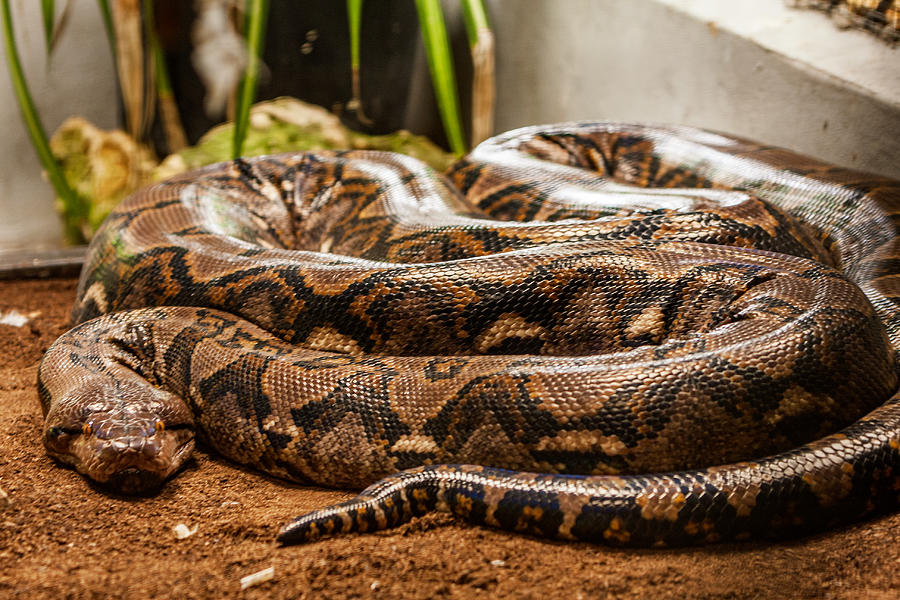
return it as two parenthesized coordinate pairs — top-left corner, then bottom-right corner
(490, 559), (506, 567)
(0, 310), (31, 327)
(240, 566), (275, 590)
(172, 523), (198, 539)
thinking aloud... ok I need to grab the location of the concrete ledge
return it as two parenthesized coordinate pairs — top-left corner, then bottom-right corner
(659, 0), (900, 108)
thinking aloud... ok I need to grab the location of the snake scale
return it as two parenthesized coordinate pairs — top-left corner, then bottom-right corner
(37, 122), (900, 546)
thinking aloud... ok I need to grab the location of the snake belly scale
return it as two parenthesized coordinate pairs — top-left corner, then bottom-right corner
(37, 122), (900, 546)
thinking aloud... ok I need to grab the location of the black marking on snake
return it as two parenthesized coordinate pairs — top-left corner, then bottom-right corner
(40, 122), (900, 548)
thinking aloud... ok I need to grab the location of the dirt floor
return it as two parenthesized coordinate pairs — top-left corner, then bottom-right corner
(1, 277), (900, 599)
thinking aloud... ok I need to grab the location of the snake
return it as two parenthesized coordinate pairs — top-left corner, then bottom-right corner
(797, 0), (900, 39)
(37, 122), (900, 547)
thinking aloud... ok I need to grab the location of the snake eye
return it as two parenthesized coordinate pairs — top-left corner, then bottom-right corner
(155, 420), (165, 433)
(47, 426), (62, 438)
(82, 423), (93, 436)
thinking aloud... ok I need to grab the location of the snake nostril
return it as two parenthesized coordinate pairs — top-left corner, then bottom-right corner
(105, 437), (153, 456)
(109, 439), (131, 453)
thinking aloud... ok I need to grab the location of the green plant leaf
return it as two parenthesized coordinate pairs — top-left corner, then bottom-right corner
(347, 0), (362, 73)
(96, 0), (115, 58)
(414, 0), (466, 155)
(460, 0), (489, 49)
(1, 0), (87, 241)
(345, 0), (371, 124)
(233, 0), (270, 159)
(40, 0), (54, 54)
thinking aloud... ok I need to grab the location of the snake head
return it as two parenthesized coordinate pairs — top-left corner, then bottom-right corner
(42, 380), (195, 495)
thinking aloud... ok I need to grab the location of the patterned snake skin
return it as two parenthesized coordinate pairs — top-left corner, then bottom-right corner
(791, 0), (900, 40)
(38, 122), (900, 546)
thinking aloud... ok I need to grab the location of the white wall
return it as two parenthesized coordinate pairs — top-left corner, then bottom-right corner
(0, 2), (116, 251)
(485, 0), (900, 179)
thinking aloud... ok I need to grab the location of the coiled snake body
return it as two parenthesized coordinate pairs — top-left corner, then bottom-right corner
(38, 122), (900, 546)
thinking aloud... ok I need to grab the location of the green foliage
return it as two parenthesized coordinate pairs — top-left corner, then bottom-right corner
(460, 0), (490, 48)
(232, 0), (270, 159)
(349, 0), (491, 156)
(6, 0), (484, 246)
(347, 0), (363, 74)
(1, 0), (88, 243)
(159, 98), (456, 178)
(96, 0), (115, 58)
(40, 0), (54, 53)
(414, 0), (466, 155)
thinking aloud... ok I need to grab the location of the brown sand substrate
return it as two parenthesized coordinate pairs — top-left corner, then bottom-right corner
(1, 277), (899, 599)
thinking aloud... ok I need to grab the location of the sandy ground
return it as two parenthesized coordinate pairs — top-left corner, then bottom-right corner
(1, 277), (900, 599)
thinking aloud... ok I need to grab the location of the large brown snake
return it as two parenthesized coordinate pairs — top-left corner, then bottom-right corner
(38, 122), (900, 546)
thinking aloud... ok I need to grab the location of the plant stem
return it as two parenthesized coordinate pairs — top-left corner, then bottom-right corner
(233, 0), (269, 159)
(109, 0), (147, 139)
(460, 0), (489, 49)
(40, 0), (54, 54)
(145, 0), (186, 152)
(96, 0), (116, 59)
(347, 0), (362, 78)
(460, 0), (493, 145)
(345, 0), (371, 124)
(414, 0), (466, 155)
(0, 0), (86, 229)
(150, 33), (186, 152)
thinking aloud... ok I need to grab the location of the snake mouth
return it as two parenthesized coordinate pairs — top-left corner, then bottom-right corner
(97, 468), (167, 495)
(91, 432), (196, 495)
(44, 424), (196, 495)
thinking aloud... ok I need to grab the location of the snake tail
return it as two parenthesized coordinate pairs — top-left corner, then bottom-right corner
(279, 399), (900, 547)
